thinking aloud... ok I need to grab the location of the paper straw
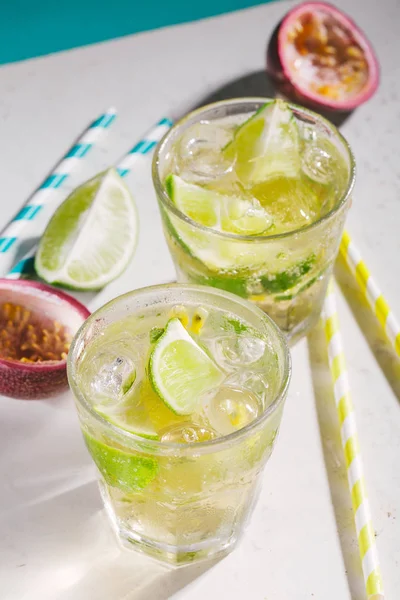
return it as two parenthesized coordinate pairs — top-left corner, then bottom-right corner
(340, 231), (400, 357)
(115, 117), (173, 177)
(6, 247), (37, 280)
(322, 281), (384, 600)
(6, 116), (173, 280)
(0, 107), (117, 276)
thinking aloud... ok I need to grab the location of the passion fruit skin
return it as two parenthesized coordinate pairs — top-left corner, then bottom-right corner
(267, 1), (380, 112)
(0, 360), (69, 400)
(0, 279), (90, 400)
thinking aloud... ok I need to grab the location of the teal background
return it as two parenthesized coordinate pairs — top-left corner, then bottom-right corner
(1, 1), (274, 65)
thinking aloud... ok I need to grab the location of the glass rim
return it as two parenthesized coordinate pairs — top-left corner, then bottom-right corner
(67, 283), (291, 453)
(152, 97), (356, 242)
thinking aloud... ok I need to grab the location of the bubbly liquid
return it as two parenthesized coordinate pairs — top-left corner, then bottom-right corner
(76, 302), (284, 563)
(78, 303), (280, 438)
(159, 108), (350, 341)
(166, 115), (349, 234)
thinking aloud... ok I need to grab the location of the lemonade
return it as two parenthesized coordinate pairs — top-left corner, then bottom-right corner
(68, 284), (290, 564)
(153, 98), (355, 342)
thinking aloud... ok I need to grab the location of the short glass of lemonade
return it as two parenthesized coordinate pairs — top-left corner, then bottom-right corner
(68, 284), (290, 565)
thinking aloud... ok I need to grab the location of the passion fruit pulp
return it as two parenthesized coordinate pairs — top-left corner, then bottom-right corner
(267, 2), (379, 111)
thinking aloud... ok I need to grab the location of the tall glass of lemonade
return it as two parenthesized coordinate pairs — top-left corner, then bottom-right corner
(153, 98), (355, 342)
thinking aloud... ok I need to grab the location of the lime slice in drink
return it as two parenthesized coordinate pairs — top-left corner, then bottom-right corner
(166, 174), (271, 236)
(83, 432), (158, 493)
(166, 174), (220, 228)
(149, 317), (224, 415)
(224, 99), (300, 184)
(95, 392), (158, 440)
(35, 168), (138, 290)
(165, 173), (272, 268)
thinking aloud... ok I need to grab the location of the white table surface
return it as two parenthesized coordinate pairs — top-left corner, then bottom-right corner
(1, 1), (399, 598)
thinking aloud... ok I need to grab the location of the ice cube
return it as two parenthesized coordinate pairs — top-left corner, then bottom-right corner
(301, 123), (317, 143)
(90, 354), (136, 407)
(225, 371), (269, 400)
(204, 386), (261, 435)
(222, 195), (273, 235)
(302, 139), (336, 185)
(160, 423), (217, 443)
(175, 121), (235, 183)
(214, 335), (266, 369)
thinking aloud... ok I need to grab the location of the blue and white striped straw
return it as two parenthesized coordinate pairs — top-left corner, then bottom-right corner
(6, 115), (172, 280)
(6, 246), (38, 280)
(116, 117), (173, 178)
(0, 107), (117, 276)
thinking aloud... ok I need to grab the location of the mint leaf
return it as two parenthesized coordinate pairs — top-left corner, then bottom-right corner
(261, 255), (315, 294)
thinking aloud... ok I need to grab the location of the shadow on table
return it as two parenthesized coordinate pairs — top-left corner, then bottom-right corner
(4, 471), (219, 600)
(53, 504), (220, 600)
(1, 393), (217, 600)
(194, 70), (276, 108)
(129, 558), (221, 600)
(334, 253), (400, 404)
(307, 323), (366, 600)
(192, 69), (352, 128)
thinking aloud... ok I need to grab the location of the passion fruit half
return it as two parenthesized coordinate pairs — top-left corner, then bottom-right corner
(0, 279), (90, 400)
(267, 2), (379, 111)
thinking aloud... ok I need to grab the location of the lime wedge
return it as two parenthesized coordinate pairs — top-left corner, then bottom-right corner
(224, 99), (300, 184)
(83, 432), (158, 493)
(166, 174), (271, 236)
(149, 318), (224, 415)
(95, 392), (158, 440)
(166, 173), (220, 228)
(35, 168), (138, 290)
(166, 208), (271, 272)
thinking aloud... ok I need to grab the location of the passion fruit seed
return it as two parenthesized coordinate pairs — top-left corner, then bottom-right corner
(0, 302), (71, 363)
(168, 304), (189, 329)
(191, 307), (208, 335)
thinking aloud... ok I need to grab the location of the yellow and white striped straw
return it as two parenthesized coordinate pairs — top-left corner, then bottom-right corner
(340, 230), (400, 357)
(322, 281), (384, 600)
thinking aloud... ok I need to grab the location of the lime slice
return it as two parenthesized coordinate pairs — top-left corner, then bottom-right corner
(95, 392), (158, 440)
(83, 432), (158, 493)
(149, 318), (224, 415)
(166, 174), (271, 236)
(166, 173), (220, 228)
(166, 174), (272, 269)
(224, 99), (300, 184)
(35, 168), (138, 290)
